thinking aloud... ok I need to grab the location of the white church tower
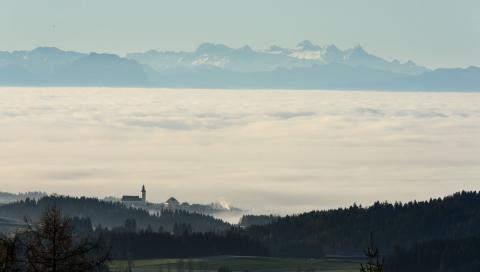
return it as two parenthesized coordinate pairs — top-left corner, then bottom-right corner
(141, 185), (146, 203)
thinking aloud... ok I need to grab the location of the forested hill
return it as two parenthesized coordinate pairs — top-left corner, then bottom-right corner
(0, 196), (230, 233)
(244, 191), (480, 257)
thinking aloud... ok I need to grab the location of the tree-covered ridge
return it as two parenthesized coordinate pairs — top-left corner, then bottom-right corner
(245, 191), (480, 257)
(0, 191), (46, 204)
(0, 196), (230, 233)
(3, 191), (480, 268)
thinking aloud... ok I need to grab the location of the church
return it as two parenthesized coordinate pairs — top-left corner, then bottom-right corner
(121, 185), (147, 205)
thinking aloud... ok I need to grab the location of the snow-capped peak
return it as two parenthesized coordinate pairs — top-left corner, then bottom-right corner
(296, 40), (323, 51)
(195, 43), (233, 54)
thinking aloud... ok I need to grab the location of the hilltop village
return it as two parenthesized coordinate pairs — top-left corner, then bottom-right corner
(120, 185), (242, 217)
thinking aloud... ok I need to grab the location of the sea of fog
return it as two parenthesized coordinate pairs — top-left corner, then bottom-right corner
(0, 88), (479, 215)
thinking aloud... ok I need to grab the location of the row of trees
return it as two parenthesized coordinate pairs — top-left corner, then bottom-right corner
(105, 229), (269, 260)
(67, 216), (270, 260)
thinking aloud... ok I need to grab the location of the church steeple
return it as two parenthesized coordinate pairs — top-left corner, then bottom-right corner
(141, 185), (146, 203)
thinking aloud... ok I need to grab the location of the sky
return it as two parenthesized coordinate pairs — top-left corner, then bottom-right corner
(1, 0), (479, 68)
(1, 88), (479, 215)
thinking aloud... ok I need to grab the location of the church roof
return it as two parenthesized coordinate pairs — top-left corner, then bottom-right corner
(122, 195), (142, 202)
(166, 197), (179, 205)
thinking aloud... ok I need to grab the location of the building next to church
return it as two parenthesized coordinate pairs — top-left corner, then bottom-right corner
(121, 185), (147, 205)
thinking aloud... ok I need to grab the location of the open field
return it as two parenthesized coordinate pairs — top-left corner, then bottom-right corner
(109, 256), (360, 272)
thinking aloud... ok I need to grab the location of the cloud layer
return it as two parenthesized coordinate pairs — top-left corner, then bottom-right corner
(1, 88), (480, 214)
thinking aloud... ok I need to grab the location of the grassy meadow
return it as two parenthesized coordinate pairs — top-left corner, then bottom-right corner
(109, 256), (360, 272)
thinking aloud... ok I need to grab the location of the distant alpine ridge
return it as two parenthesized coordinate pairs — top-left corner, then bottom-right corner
(127, 40), (427, 75)
(1, 41), (479, 91)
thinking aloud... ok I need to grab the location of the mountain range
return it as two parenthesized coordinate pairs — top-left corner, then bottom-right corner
(0, 41), (479, 91)
(127, 40), (428, 75)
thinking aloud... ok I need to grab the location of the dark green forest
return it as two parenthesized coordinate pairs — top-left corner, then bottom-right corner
(385, 237), (480, 272)
(238, 215), (280, 228)
(0, 196), (229, 233)
(105, 229), (269, 259)
(244, 191), (480, 257)
(2, 191), (480, 271)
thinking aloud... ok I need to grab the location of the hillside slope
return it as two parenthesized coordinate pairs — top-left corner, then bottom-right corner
(0, 196), (230, 233)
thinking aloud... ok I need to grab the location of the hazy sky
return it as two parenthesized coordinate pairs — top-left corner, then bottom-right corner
(1, 0), (479, 68)
(1, 88), (479, 215)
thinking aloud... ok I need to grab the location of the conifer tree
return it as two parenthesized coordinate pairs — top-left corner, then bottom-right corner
(25, 206), (109, 272)
(360, 233), (384, 272)
(0, 235), (22, 272)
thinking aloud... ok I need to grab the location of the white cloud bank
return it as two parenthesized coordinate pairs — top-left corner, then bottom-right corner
(0, 88), (479, 214)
